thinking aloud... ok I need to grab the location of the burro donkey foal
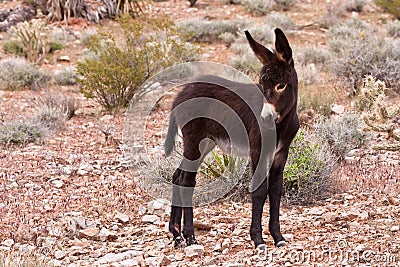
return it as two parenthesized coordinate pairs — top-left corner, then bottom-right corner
(164, 28), (299, 249)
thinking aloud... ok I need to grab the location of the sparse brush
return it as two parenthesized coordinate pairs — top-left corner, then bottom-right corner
(80, 28), (97, 45)
(34, 106), (66, 130)
(218, 32), (236, 45)
(265, 12), (296, 32)
(344, 0), (368, 12)
(177, 18), (245, 43)
(315, 113), (365, 158)
(319, 2), (346, 29)
(0, 251), (52, 267)
(0, 57), (51, 90)
(283, 130), (337, 205)
(328, 18), (400, 92)
(54, 66), (77, 86)
(2, 40), (24, 56)
(0, 120), (46, 145)
(387, 20), (400, 37)
(295, 46), (331, 67)
(38, 92), (80, 120)
(297, 63), (318, 86)
(242, 0), (276, 16)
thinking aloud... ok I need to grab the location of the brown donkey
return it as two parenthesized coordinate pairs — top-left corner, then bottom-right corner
(164, 28), (299, 249)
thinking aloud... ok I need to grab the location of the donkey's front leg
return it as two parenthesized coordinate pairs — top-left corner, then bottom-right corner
(268, 144), (290, 247)
(268, 167), (286, 247)
(249, 147), (269, 249)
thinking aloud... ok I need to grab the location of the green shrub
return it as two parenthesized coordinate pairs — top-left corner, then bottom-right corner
(77, 15), (199, 111)
(80, 29), (97, 45)
(283, 130), (336, 204)
(387, 20), (400, 37)
(319, 2), (346, 29)
(54, 66), (77, 86)
(50, 41), (64, 52)
(2, 40), (24, 56)
(315, 113), (365, 158)
(230, 41), (262, 78)
(328, 18), (400, 92)
(0, 57), (51, 90)
(375, 0), (400, 19)
(177, 18), (245, 43)
(0, 120), (46, 145)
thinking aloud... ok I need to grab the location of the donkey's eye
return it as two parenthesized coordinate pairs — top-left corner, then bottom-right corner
(261, 73), (267, 80)
(276, 83), (287, 91)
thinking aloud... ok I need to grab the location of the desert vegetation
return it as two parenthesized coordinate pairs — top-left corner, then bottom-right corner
(0, 0), (399, 266)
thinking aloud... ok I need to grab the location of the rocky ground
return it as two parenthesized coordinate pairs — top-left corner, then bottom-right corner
(1, 0), (400, 266)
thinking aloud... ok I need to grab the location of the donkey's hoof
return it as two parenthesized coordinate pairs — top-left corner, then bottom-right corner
(276, 240), (286, 247)
(256, 244), (267, 250)
(174, 237), (186, 248)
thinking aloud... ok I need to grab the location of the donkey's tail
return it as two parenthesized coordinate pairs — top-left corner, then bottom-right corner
(164, 114), (178, 157)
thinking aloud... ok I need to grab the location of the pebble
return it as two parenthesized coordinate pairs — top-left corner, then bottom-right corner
(55, 250), (66, 260)
(1, 239), (14, 247)
(184, 244), (205, 257)
(142, 214), (160, 224)
(114, 212), (130, 223)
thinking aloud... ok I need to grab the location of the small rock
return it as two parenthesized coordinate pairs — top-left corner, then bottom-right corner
(19, 244), (35, 254)
(388, 196), (400, 206)
(55, 250), (66, 260)
(331, 104), (345, 114)
(142, 214), (160, 224)
(52, 180), (64, 188)
(184, 244), (204, 257)
(390, 226), (399, 232)
(58, 55), (70, 62)
(213, 242), (222, 251)
(283, 233), (294, 241)
(119, 258), (139, 267)
(114, 212), (129, 223)
(344, 156), (356, 165)
(174, 252), (184, 261)
(1, 239), (14, 247)
(99, 228), (117, 242)
(222, 248), (229, 255)
(78, 227), (99, 239)
(308, 207), (324, 216)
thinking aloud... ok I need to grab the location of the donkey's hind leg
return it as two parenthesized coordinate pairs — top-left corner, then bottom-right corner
(169, 168), (185, 247)
(180, 138), (215, 246)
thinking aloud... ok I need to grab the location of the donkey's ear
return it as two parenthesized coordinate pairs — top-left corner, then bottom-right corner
(245, 30), (274, 65)
(274, 28), (292, 64)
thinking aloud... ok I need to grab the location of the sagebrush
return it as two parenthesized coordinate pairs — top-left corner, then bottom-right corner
(328, 18), (400, 92)
(0, 57), (51, 90)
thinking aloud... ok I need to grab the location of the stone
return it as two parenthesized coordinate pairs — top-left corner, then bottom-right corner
(118, 258), (139, 267)
(55, 250), (66, 260)
(390, 226), (399, 232)
(99, 228), (117, 242)
(1, 239), (14, 247)
(142, 215), (160, 224)
(58, 55), (70, 62)
(52, 180), (64, 188)
(78, 227), (99, 239)
(114, 212), (129, 223)
(331, 104), (345, 114)
(184, 244), (205, 257)
(97, 250), (142, 264)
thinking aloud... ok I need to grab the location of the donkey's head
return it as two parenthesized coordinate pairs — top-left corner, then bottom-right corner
(245, 29), (298, 123)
